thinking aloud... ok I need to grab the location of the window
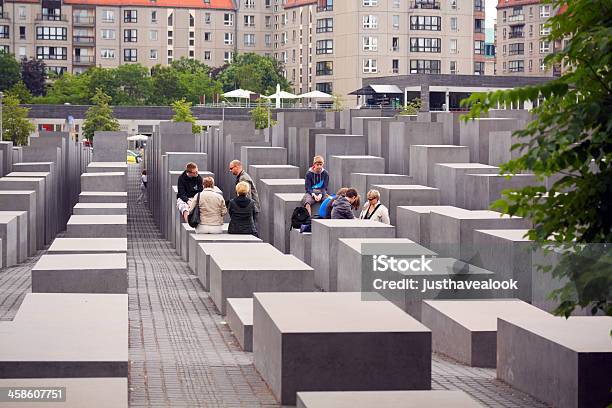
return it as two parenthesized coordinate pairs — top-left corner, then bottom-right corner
(392, 59), (399, 73)
(392, 15), (399, 29)
(474, 40), (485, 54)
(245, 0), (255, 8)
(204, 13), (211, 24)
(362, 15), (378, 29)
(224, 32), (233, 45)
(450, 0), (456, 9)
(265, 34), (271, 46)
(124, 29), (137, 42)
(18, 6), (26, 19)
(224, 51), (233, 63)
(19, 26), (25, 40)
(474, 19), (484, 33)
(539, 23), (550, 36)
(204, 32), (212, 41)
(410, 59), (440, 73)
(244, 15), (255, 27)
(151, 11), (157, 23)
(189, 14), (194, 27)
(204, 51), (211, 61)
(363, 0), (378, 6)
(529, 42), (533, 53)
(316, 61), (333, 76)
(410, 37), (441, 52)
(265, 16), (271, 28)
(316, 39), (333, 54)
(363, 36), (378, 51)
(224, 13), (233, 26)
(528, 59), (533, 71)
(393, 0), (400, 6)
(244, 33), (255, 46)
(450, 60), (457, 74)
(167, 13), (173, 25)
(36, 46), (67, 60)
(18, 47), (26, 58)
(540, 5), (550, 17)
(474, 61), (484, 75)
(316, 82), (332, 94)
(149, 30), (157, 41)
(102, 10), (114, 23)
(37, 27), (68, 41)
(509, 43), (524, 55)
(316, 18), (333, 33)
(168, 30), (173, 37)
(101, 48), (115, 59)
(450, 17), (457, 31)
(392, 37), (399, 51)
(410, 16), (441, 31)
(124, 10), (137, 23)
(474, 0), (484, 12)
(509, 60), (524, 72)
(0, 25), (9, 39)
(539, 58), (545, 71)
(123, 48), (137, 62)
(0, 45), (8, 53)
(539, 41), (550, 53)
(100, 29), (115, 40)
(150, 49), (157, 59)
(449, 39), (457, 53)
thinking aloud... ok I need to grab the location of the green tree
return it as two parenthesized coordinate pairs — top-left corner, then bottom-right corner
(0, 51), (21, 92)
(250, 98), (276, 129)
(32, 73), (89, 104)
(114, 64), (152, 105)
(149, 65), (187, 105)
(20, 58), (47, 96)
(171, 98), (201, 133)
(82, 88), (120, 141)
(1, 94), (35, 146)
(463, 0), (612, 317)
(219, 53), (291, 95)
(7, 81), (33, 104)
(86, 67), (120, 102)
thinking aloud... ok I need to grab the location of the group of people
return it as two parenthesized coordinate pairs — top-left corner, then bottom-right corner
(301, 155), (390, 224)
(172, 153), (390, 238)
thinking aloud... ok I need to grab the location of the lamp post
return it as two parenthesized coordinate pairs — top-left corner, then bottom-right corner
(221, 101), (226, 123)
(267, 99), (271, 129)
(0, 91), (3, 141)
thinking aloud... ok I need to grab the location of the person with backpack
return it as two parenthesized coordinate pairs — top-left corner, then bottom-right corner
(302, 155), (329, 216)
(331, 188), (360, 219)
(136, 169), (148, 204)
(227, 181), (258, 236)
(359, 189), (390, 224)
(188, 177), (227, 234)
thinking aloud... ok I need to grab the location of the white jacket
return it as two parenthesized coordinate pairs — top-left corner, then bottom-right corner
(359, 202), (390, 224)
(189, 188), (227, 226)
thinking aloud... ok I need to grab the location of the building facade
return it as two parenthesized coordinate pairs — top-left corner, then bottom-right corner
(1, 0), (493, 103)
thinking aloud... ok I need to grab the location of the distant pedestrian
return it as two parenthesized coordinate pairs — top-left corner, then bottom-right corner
(137, 169), (148, 204)
(227, 181), (258, 236)
(359, 189), (390, 224)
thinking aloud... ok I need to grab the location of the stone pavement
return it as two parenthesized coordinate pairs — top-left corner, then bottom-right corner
(0, 163), (547, 407)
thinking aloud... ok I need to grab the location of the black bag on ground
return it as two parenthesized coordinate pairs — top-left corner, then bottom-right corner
(188, 193), (201, 228)
(290, 206), (310, 230)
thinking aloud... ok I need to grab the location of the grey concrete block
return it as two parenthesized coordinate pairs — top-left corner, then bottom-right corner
(81, 172), (127, 193)
(0, 293), (128, 378)
(188, 233), (262, 275)
(421, 300), (551, 368)
(459, 118), (523, 164)
(350, 173), (413, 200)
(297, 390), (484, 408)
(210, 249), (314, 314)
(240, 146), (287, 171)
(248, 165), (301, 186)
(464, 174), (541, 210)
(0, 214), (18, 267)
(395, 206), (458, 247)
(315, 134), (366, 165)
(253, 292), (431, 405)
(0, 211), (27, 263)
(429, 209), (530, 262)
(66, 215), (127, 238)
(0, 177), (46, 249)
(290, 230), (311, 266)
(92, 131), (128, 162)
(180, 223), (195, 261)
(497, 315), (612, 408)
(367, 116), (418, 169)
(73, 203), (127, 215)
(48, 238), (128, 254)
(0, 190), (37, 255)
(337, 238), (435, 292)
(373, 185), (440, 225)
(311, 219), (395, 291)
(86, 162), (128, 173)
(328, 155), (385, 193)
(409, 145), (470, 187)
(258, 179), (305, 243)
(226, 298), (253, 352)
(433, 163), (499, 207)
(388, 122), (444, 175)
(79, 192), (127, 203)
(32, 253), (128, 294)
(274, 111), (317, 148)
(488, 131), (522, 167)
(273, 193), (304, 253)
(288, 128), (344, 174)
(0, 141), (14, 176)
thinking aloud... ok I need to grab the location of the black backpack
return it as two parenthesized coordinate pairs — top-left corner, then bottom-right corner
(290, 206), (310, 230)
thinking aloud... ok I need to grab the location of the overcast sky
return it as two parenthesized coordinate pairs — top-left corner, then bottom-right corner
(486, 0), (497, 27)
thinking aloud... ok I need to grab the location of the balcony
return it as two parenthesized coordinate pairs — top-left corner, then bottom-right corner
(73, 35), (94, 44)
(508, 14), (525, 23)
(36, 14), (68, 22)
(411, 1), (440, 9)
(0, 12), (9, 20)
(73, 15), (95, 25)
(316, 5), (333, 12)
(73, 55), (95, 65)
(509, 32), (524, 39)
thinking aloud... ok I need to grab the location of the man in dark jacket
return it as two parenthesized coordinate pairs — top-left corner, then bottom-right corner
(228, 160), (260, 213)
(177, 162), (203, 222)
(302, 155), (329, 215)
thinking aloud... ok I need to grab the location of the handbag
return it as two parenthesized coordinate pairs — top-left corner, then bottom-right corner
(188, 193), (201, 228)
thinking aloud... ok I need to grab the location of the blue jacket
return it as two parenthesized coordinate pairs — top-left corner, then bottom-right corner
(305, 168), (329, 196)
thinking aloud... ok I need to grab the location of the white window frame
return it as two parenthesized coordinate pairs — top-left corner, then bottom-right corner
(449, 39), (457, 53)
(244, 33), (255, 46)
(101, 29), (115, 40)
(101, 48), (115, 59)
(102, 9), (114, 23)
(363, 0), (378, 6)
(539, 24), (550, 36)
(224, 32), (233, 45)
(362, 36), (378, 51)
(223, 13), (233, 26)
(540, 5), (551, 17)
(150, 49), (158, 59)
(392, 15), (399, 29)
(362, 15), (378, 29)
(362, 58), (378, 73)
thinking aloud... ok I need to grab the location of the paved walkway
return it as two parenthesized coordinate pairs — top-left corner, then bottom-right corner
(0, 164), (548, 407)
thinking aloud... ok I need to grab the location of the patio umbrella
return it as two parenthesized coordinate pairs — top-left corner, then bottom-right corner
(127, 134), (149, 141)
(263, 84), (299, 108)
(223, 89), (255, 99)
(298, 90), (332, 99)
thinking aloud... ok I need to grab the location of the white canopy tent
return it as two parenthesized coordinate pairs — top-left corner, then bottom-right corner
(263, 84), (299, 108)
(223, 89), (255, 99)
(298, 90), (332, 99)
(127, 134), (149, 141)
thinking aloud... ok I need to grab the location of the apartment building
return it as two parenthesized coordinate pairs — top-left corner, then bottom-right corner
(495, 0), (559, 77)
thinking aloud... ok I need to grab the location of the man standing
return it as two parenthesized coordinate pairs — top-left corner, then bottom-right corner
(177, 162), (203, 222)
(228, 160), (260, 215)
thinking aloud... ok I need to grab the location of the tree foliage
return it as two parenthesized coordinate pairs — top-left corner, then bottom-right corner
(1, 94), (35, 146)
(171, 99), (201, 134)
(20, 58), (47, 96)
(7, 81), (33, 104)
(218, 53), (291, 95)
(82, 88), (120, 141)
(462, 0), (612, 317)
(0, 51), (21, 92)
(250, 98), (276, 129)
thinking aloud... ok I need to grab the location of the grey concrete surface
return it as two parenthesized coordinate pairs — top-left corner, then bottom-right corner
(373, 185), (441, 225)
(73, 203), (128, 215)
(297, 390), (484, 408)
(409, 145), (470, 187)
(433, 163), (499, 207)
(226, 298), (253, 352)
(328, 155), (385, 193)
(66, 215), (127, 238)
(48, 238), (128, 254)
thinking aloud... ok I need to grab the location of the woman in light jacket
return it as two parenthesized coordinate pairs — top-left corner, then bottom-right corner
(359, 189), (390, 224)
(188, 177), (227, 234)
